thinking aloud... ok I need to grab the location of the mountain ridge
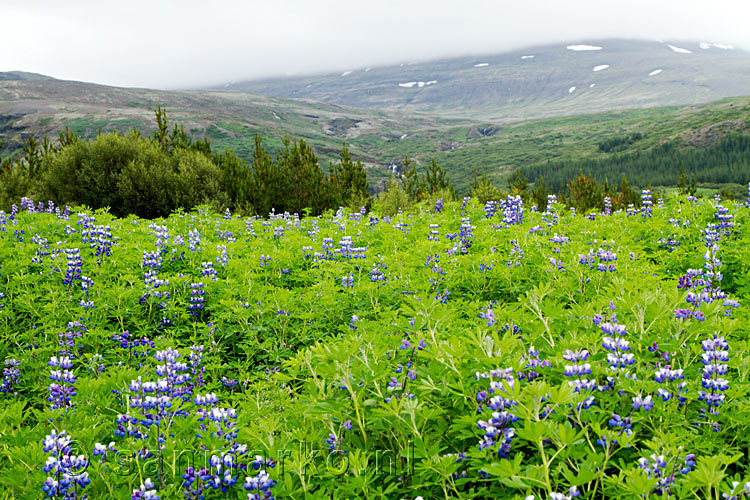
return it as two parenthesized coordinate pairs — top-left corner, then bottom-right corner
(214, 39), (750, 121)
(1, 41), (749, 195)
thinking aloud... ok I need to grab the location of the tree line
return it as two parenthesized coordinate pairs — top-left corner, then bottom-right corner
(0, 106), (369, 218)
(1, 105), (745, 218)
(522, 133), (750, 192)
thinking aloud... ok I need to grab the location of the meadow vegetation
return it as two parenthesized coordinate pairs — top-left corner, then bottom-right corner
(0, 184), (748, 498)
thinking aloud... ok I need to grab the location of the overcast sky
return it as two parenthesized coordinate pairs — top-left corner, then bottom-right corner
(1, 0), (748, 89)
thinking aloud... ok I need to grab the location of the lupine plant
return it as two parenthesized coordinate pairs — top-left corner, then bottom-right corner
(0, 193), (747, 499)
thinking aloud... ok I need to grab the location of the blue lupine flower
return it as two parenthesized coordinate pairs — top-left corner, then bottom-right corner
(189, 283), (206, 317)
(479, 309), (495, 329)
(1, 359), (20, 397)
(243, 469), (275, 499)
(201, 261), (218, 279)
(433, 198), (443, 213)
(131, 478), (159, 499)
(42, 429), (90, 499)
(632, 394), (653, 412)
(698, 334), (729, 414)
(476, 368), (518, 456)
(48, 356), (76, 411)
(187, 229), (201, 251)
(216, 245), (229, 267)
(62, 248), (82, 287)
(341, 272), (354, 288)
(641, 190), (653, 217)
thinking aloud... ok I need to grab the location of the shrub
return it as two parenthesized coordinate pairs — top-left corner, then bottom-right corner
(377, 177), (412, 216)
(42, 132), (165, 215)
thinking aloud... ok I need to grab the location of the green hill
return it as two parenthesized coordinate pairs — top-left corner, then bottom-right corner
(1, 69), (749, 195)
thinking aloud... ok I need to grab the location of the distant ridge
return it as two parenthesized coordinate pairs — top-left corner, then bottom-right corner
(1, 55), (748, 195)
(0, 71), (56, 82)
(214, 39), (750, 121)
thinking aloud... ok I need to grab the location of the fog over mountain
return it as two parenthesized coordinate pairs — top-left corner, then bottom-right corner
(1, 0), (748, 89)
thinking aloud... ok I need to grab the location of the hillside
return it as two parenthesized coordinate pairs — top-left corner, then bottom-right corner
(216, 39), (750, 121)
(0, 75), (472, 189)
(1, 70), (749, 195)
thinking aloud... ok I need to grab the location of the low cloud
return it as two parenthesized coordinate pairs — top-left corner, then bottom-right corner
(1, 0), (748, 89)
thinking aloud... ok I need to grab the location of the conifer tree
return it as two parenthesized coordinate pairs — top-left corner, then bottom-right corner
(531, 176), (549, 210)
(332, 143), (369, 208)
(424, 158), (453, 196)
(401, 155), (423, 202)
(507, 169), (529, 199)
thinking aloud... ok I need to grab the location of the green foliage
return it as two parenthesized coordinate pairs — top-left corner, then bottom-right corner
(116, 156), (177, 218)
(377, 175), (412, 216)
(0, 165), (36, 210)
(0, 194), (749, 499)
(678, 163), (698, 197)
(400, 154), (424, 202)
(615, 173), (641, 209)
(2, 194), (750, 499)
(470, 168), (501, 204)
(172, 149), (229, 212)
(524, 133), (750, 192)
(598, 132), (643, 153)
(277, 136), (326, 214)
(566, 170), (602, 213)
(212, 148), (254, 214)
(0, 105), (372, 218)
(41, 131), (164, 216)
(424, 158), (454, 197)
(507, 169), (529, 199)
(531, 176), (549, 210)
(330, 143), (370, 211)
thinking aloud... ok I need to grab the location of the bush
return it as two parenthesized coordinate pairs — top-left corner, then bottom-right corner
(0, 165), (35, 210)
(173, 149), (229, 213)
(117, 158), (177, 218)
(470, 180), (501, 205)
(42, 132), (166, 216)
(377, 178), (412, 216)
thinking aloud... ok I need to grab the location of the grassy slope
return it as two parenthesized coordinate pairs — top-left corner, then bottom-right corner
(423, 97), (750, 193)
(1, 76), (749, 195)
(0, 77), (473, 189)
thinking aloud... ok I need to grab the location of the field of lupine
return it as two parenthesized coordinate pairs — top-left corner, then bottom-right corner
(1, 188), (750, 500)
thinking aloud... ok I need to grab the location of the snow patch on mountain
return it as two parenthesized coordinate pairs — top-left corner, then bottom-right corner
(668, 45), (692, 54)
(567, 45), (602, 51)
(398, 81), (437, 88)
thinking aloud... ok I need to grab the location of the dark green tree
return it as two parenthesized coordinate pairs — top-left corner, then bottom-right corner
(531, 176), (549, 211)
(331, 143), (369, 209)
(470, 168), (501, 203)
(424, 158), (453, 196)
(566, 170), (601, 212)
(401, 155), (424, 202)
(507, 169), (529, 199)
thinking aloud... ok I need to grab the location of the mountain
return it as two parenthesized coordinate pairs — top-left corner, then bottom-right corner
(0, 74), (475, 189)
(1, 60), (749, 195)
(0, 71), (56, 82)
(216, 39), (750, 121)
